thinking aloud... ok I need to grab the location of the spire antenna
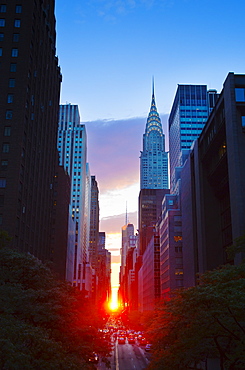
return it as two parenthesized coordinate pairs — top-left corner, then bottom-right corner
(152, 76), (155, 97)
(125, 201), (128, 225)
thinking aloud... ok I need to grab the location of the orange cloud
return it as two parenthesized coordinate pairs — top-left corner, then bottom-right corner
(111, 255), (121, 263)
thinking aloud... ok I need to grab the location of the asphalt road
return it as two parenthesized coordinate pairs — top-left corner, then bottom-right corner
(97, 338), (151, 370)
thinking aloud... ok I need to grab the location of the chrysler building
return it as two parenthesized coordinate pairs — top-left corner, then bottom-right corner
(140, 82), (168, 189)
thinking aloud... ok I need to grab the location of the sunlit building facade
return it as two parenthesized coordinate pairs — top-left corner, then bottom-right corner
(138, 230), (160, 312)
(57, 104), (90, 288)
(97, 233), (111, 308)
(121, 223), (135, 275)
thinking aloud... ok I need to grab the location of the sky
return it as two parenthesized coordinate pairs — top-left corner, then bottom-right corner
(55, 0), (245, 298)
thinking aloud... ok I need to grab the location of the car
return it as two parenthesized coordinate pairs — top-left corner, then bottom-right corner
(139, 337), (147, 345)
(118, 337), (126, 344)
(145, 344), (152, 352)
(128, 337), (135, 344)
(88, 353), (99, 364)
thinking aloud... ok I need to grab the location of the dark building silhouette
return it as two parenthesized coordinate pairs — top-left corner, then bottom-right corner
(138, 188), (169, 255)
(181, 73), (245, 287)
(0, 1), (61, 261)
(51, 164), (71, 280)
(89, 176), (99, 271)
(97, 232), (111, 308)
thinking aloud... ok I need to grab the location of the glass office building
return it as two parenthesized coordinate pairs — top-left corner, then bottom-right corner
(169, 85), (218, 191)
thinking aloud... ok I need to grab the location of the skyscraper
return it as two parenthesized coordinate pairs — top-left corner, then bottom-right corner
(140, 82), (168, 189)
(89, 175), (99, 270)
(169, 85), (218, 192)
(57, 104), (89, 287)
(0, 1), (61, 261)
(159, 84), (218, 297)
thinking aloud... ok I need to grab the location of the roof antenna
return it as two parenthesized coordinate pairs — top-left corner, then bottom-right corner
(152, 76), (155, 97)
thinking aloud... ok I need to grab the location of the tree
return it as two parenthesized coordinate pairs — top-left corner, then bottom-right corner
(0, 244), (111, 369)
(146, 237), (245, 370)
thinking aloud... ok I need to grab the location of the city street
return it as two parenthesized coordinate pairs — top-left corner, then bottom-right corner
(97, 338), (151, 370)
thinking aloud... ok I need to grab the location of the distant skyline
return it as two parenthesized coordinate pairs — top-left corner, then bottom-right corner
(55, 0), (245, 292)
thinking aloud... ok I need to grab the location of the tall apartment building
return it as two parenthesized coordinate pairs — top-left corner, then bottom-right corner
(169, 85), (218, 192)
(57, 104), (90, 288)
(0, 1), (61, 261)
(140, 82), (168, 190)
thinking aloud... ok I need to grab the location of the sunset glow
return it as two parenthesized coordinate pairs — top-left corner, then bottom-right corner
(108, 283), (120, 313)
(108, 298), (120, 312)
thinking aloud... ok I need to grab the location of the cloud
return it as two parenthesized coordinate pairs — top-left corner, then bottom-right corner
(85, 115), (168, 194)
(100, 211), (138, 233)
(111, 255), (121, 263)
(88, 0), (175, 20)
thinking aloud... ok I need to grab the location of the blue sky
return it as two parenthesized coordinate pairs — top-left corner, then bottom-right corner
(54, 0), (245, 283)
(55, 0), (245, 121)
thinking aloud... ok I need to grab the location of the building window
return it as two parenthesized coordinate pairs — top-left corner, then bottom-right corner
(11, 48), (18, 57)
(2, 143), (9, 153)
(0, 195), (4, 206)
(175, 268), (183, 276)
(1, 160), (8, 170)
(0, 5), (6, 12)
(13, 33), (19, 42)
(242, 116), (245, 129)
(0, 19), (5, 27)
(4, 127), (11, 136)
(235, 88), (245, 102)
(7, 94), (14, 103)
(15, 5), (22, 13)
(5, 111), (13, 119)
(0, 178), (6, 188)
(174, 235), (182, 242)
(0, 47), (2, 56)
(14, 19), (21, 28)
(0, 33), (3, 41)
(10, 63), (16, 72)
(9, 78), (15, 87)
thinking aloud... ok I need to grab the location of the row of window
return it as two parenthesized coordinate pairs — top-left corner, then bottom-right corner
(0, 33), (20, 42)
(235, 88), (245, 102)
(0, 19), (21, 27)
(0, 5), (22, 13)
(0, 48), (19, 57)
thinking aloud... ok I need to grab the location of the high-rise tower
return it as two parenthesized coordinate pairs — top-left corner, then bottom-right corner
(89, 175), (99, 270)
(169, 85), (218, 192)
(57, 104), (90, 287)
(0, 1), (61, 261)
(140, 82), (168, 189)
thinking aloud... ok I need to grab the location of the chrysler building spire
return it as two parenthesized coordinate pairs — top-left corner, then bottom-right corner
(140, 81), (169, 189)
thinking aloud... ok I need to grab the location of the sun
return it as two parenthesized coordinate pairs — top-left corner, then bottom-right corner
(108, 299), (120, 312)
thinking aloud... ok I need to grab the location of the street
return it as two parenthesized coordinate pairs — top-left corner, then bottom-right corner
(97, 337), (151, 370)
